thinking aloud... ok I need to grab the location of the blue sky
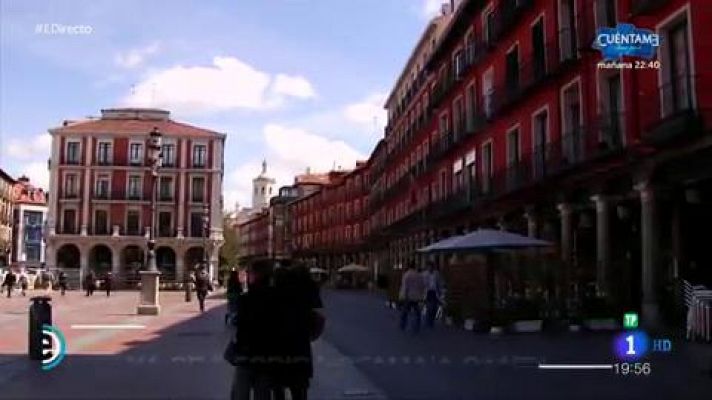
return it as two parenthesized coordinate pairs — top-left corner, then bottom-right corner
(0, 0), (442, 209)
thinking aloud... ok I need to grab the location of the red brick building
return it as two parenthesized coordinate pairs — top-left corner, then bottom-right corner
(45, 108), (226, 283)
(368, 0), (712, 325)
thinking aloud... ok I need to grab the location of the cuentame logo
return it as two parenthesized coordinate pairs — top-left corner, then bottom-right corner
(41, 324), (67, 371)
(593, 23), (660, 61)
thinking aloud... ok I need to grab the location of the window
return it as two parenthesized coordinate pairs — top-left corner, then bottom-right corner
(128, 175), (142, 200)
(481, 142), (493, 193)
(507, 128), (522, 189)
(439, 114), (449, 136)
(66, 142), (80, 165)
(484, 8), (496, 46)
(506, 45), (520, 97)
(190, 212), (203, 237)
(562, 81), (583, 163)
(129, 143), (143, 165)
(533, 110), (549, 178)
(191, 177), (205, 202)
(482, 68), (494, 119)
(94, 209), (108, 235)
(192, 144), (207, 168)
(126, 210), (140, 235)
(95, 174), (110, 199)
(465, 83), (477, 130)
(97, 141), (112, 165)
(64, 174), (78, 198)
(559, 0), (577, 61)
(665, 20), (691, 115)
(159, 176), (174, 201)
(23, 211), (43, 261)
(531, 18), (546, 79)
(454, 49), (465, 79)
(158, 212), (172, 237)
(453, 98), (465, 136)
(62, 209), (76, 234)
(161, 143), (176, 167)
(596, 0), (617, 28)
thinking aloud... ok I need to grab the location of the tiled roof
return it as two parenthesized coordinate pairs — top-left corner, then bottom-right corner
(294, 173), (332, 185)
(50, 118), (223, 138)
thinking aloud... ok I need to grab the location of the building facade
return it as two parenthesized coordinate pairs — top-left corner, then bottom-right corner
(0, 169), (14, 268)
(367, 0), (712, 325)
(45, 108), (225, 283)
(11, 176), (48, 269)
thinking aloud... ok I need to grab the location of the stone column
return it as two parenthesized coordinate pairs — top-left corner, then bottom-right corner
(524, 208), (539, 238)
(79, 246), (89, 290)
(111, 246), (121, 274)
(557, 203), (573, 264)
(591, 195), (611, 296)
(47, 136), (61, 235)
(176, 249), (185, 282)
(177, 139), (187, 238)
(81, 136), (93, 236)
(636, 182), (661, 328)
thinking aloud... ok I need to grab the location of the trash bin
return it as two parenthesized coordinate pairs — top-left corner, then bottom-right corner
(28, 296), (52, 360)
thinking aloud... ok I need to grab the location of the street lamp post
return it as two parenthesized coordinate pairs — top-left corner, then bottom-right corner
(137, 127), (162, 315)
(202, 203), (210, 280)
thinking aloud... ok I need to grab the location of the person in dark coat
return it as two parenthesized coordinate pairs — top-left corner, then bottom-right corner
(18, 274), (28, 296)
(194, 266), (213, 312)
(58, 271), (68, 296)
(271, 265), (323, 400)
(2, 270), (17, 298)
(231, 261), (279, 400)
(104, 272), (113, 297)
(84, 271), (96, 296)
(225, 268), (241, 325)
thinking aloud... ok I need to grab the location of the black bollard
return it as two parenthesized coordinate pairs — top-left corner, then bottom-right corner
(184, 279), (192, 302)
(28, 296), (52, 360)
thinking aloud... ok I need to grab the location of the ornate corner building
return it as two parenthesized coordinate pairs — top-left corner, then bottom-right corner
(45, 108), (225, 284)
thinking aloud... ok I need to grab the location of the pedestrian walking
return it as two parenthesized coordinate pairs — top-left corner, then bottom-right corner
(399, 261), (426, 333)
(104, 272), (113, 297)
(58, 271), (68, 296)
(2, 269), (16, 298)
(194, 265), (213, 312)
(84, 271), (96, 296)
(423, 262), (444, 327)
(18, 273), (28, 296)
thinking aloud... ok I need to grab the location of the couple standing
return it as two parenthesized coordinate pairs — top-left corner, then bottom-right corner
(399, 262), (444, 333)
(227, 261), (324, 400)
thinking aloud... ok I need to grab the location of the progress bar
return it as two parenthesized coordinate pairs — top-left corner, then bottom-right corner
(71, 324), (146, 330)
(538, 364), (613, 370)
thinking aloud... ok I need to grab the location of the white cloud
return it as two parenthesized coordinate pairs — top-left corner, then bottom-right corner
(19, 161), (50, 191)
(4, 134), (52, 161)
(422, 0), (444, 18)
(222, 124), (366, 210)
(114, 42), (160, 69)
(1, 133), (51, 191)
(121, 56), (315, 116)
(272, 74), (316, 99)
(343, 92), (387, 134)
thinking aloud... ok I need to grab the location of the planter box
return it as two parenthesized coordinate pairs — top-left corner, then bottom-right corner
(583, 318), (619, 331)
(464, 319), (475, 331)
(511, 320), (543, 333)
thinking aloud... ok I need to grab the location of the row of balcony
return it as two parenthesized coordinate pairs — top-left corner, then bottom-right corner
(53, 225), (209, 238)
(60, 190), (206, 203)
(60, 159), (203, 168)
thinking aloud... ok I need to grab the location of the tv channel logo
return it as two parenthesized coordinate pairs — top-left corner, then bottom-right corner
(593, 23), (660, 61)
(613, 330), (649, 361)
(41, 324), (67, 371)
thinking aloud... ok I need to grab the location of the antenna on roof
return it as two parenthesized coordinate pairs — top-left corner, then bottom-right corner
(332, 161), (336, 171)
(130, 84), (136, 97)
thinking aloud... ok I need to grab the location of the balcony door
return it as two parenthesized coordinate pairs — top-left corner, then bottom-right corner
(533, 110), (548, 179)
(562, 81), (583, 164)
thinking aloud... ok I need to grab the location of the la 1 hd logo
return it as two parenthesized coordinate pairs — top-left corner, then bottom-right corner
(41, 324), (66, 371)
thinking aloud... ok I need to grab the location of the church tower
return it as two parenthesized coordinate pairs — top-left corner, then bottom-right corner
(252, 159), (276, 209)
